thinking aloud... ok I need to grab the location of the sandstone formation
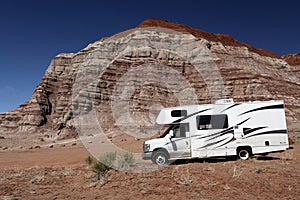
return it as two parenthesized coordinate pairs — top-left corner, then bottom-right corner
(0, 19), (299, 144)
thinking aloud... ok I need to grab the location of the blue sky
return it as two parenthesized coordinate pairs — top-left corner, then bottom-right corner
(0, 0), (299, 112)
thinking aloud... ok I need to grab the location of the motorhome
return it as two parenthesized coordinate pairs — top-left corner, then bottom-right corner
(142, 99), (289, 165)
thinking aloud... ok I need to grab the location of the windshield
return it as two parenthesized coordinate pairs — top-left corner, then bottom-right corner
(159, 124), (174, 138)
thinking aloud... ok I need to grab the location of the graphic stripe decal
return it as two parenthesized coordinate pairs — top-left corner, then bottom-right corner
(196, 127), (233, 140)
(172, 108), (211, 123)
(215, 137), (236, 148)
(239, 104), (284, 116)
(245, 129), (287, 138)
(206, 129), (234, 141)
(221, 103), (241, 113)
(200, 129), (287, 149)
(198, 137), (230, 149)
(237, 118), (250, 125)
(243, 126), (267, 135)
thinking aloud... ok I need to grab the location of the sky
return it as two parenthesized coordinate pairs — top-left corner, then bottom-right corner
(0, 0), (299, 112)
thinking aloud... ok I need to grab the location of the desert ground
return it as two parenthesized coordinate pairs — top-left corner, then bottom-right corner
(0, 136), (299, 200)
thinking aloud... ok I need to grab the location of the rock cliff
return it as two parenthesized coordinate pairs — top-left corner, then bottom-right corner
(0, 19), (299, 143)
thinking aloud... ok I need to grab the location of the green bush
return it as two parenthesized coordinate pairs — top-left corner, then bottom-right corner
(85, 156), (94, 166)
(87, 151), (135, 181)
(117, 152), (135, 169)
(93, 161), (110, 180)
(91, 152), (117, 180)
(100, 152), (117, 168)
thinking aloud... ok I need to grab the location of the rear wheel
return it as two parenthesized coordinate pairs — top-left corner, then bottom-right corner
(152, 150), (169, 165)
(237, 148), (251, 160)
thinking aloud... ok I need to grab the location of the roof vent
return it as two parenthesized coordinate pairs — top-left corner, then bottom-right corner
(215, 99), (234, 104)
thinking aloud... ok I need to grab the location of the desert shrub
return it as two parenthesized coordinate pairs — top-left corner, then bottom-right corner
(85, 156), (94, 166)
(93, 161), (110, 180)
(178, 169), (193, 186)
(100, 152), (117, 168)
(91, 152), (117, 181)
(117, 152), (135, 169)
(62, 166), (75, 176)
(171, 166), (194, 186)
(31, 170), (46, 184)
(87, 151), (135, 184)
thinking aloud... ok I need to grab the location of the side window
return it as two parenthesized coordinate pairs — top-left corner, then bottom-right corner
(173, 126), (181, 138)
(197, 114), (228, 130)
(172, 123), (189, 138)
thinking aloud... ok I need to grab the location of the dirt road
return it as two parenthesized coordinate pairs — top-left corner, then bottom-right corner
(0, 144), (90, 169)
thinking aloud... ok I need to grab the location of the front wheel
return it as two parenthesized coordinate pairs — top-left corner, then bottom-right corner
(237, 148), (251, 160)
(152, 150), (169, 165)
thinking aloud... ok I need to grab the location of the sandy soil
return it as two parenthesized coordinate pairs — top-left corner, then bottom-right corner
(0, 140), (299, 200)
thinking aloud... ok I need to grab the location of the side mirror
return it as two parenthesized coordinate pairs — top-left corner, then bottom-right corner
(168, 130), (174, 139)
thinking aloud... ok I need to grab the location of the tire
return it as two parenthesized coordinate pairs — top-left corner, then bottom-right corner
(237, 148), (251, 160)
(152, 150), (169, 165)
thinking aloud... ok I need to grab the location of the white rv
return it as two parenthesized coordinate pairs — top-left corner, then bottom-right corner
(142, 99), (289, 165)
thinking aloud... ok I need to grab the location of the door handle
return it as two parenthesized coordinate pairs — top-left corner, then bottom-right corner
(186, 141), (188, 146)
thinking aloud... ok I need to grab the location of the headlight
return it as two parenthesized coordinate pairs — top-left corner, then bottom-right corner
(143, 143), (150, 152)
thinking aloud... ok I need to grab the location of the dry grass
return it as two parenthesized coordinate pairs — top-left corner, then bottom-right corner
(223, 184), (231, 190)
(232, 165), (243, 178)
(280, 149), (295, 160)
(203, 166), (215, 172)
(260, 178), (273, 188)
(204, 177), (218, 187)
(29, 167), (46, 184)
(30, 172), (45, 184)
(253, 166), (265, 174)
(171, 166), (194, 186)
(1, 195), (17, 200)
(0, 168), (24, 181)
(62, 166), (75, 177)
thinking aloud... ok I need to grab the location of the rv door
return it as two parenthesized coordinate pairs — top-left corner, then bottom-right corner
(166, 123), (191, 158)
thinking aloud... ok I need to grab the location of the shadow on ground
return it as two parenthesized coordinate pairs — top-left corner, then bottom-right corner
(169, 155), (281, 165)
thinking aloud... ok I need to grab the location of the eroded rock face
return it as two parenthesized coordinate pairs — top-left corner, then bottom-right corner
(0, 19), (299, 140)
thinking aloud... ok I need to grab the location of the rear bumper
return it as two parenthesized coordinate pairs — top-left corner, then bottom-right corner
(142, 152), (152, 160)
